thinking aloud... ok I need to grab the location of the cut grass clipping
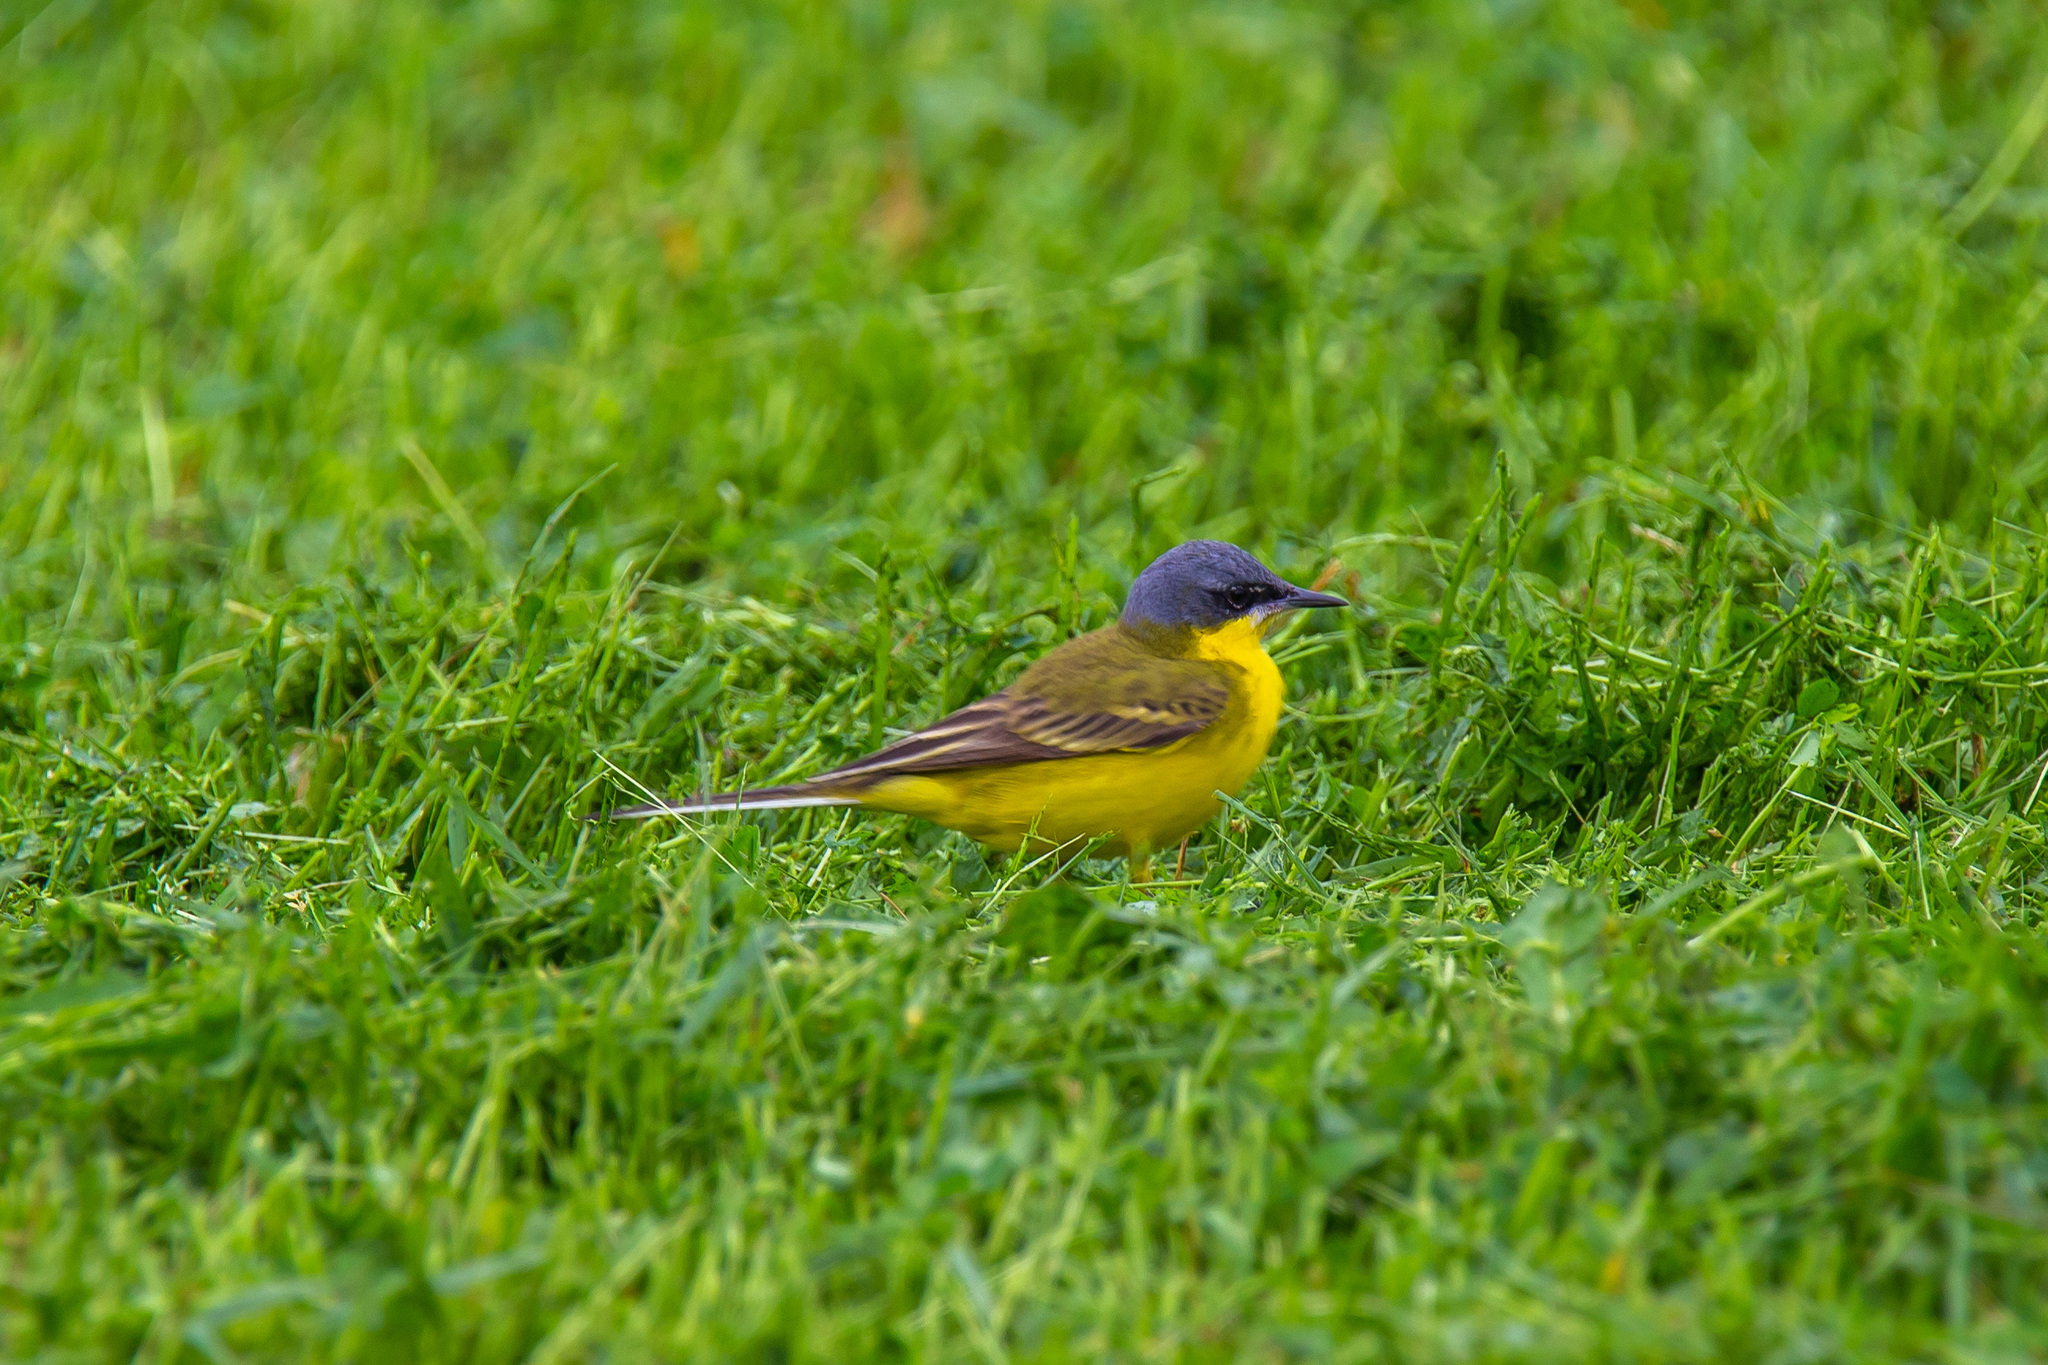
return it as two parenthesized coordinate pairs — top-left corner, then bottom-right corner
(8, 0), (2048, 1360)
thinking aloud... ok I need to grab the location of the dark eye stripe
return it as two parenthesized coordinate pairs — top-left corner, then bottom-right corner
(1220, 583), (1269, 609)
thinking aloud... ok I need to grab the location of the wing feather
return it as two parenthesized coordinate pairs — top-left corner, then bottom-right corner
(805, 626), (1234, 789)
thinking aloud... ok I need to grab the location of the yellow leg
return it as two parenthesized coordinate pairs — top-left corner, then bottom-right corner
(1129, 854), (1153, 884)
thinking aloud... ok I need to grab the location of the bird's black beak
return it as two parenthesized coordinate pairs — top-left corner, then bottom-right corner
(1281, 585), (1350, 611)
(1255, 583), (1351, 634)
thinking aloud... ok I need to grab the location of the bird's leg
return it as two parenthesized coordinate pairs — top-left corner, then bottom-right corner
(1129, 854), (1153, 885)
(1174, 836), (1190, 880)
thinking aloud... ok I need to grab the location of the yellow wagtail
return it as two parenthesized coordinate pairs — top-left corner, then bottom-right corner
(608, 540), (1348, 875)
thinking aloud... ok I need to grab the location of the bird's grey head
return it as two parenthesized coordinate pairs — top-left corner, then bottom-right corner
(1120, 540), (1349, 630)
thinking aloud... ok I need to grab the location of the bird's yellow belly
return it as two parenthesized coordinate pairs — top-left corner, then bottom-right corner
(864, 626), (1284, 856)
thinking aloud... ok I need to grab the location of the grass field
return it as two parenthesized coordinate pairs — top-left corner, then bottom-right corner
(9, 0), (2048, 1358)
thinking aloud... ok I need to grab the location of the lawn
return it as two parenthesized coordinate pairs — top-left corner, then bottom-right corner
(7, 0), (2048, 1359)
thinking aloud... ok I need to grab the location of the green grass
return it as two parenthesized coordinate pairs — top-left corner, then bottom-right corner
(8, 0), (2048, 1358)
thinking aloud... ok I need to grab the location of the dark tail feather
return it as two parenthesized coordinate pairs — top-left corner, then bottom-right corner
(600, 783), (863, 821)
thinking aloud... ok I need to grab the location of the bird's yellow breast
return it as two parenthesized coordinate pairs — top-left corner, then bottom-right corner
(862, 618), (1284, 856)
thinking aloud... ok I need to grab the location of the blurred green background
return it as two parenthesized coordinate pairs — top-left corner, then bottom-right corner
(8, 0), (2047, 618)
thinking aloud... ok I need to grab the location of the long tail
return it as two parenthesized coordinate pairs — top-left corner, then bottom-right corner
(604, 782), (862, 821)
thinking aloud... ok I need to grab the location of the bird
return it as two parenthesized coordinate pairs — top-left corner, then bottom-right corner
(606, 540), (1349, 878)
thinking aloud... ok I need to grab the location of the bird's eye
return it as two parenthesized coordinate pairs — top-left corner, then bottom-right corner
(1222, 584), (1258, 613)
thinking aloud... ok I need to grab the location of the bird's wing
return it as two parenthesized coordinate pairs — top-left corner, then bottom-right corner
(811, 627), (1233, 784)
